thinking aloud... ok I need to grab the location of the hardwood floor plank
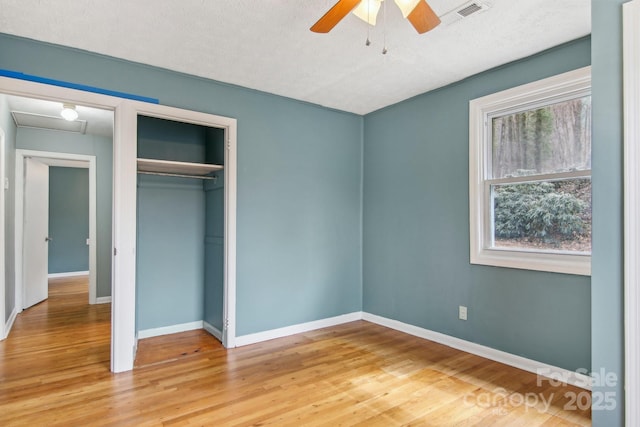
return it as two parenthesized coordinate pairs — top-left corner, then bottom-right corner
(0, 277), (591, 426)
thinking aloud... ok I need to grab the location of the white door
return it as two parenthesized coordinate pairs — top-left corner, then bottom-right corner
(23, 157), (50, 309)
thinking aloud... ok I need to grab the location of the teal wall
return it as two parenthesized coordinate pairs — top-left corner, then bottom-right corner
(136, 116), (216, 332)
(16, 127), (113, 298)
(137, 115), (207, 163)
(204, 127), (225, 333)
(0, 94), (16, 323)
(48, 167), (89, 274)
(2, 22), (626, 423)
(136, 116), (226, 333)
(363, 38), (592, 372)
(591, 0), (625, 425)
(136, 175), (206, 330)
(204, 173), (224, 333)
(0, 34), (363, 336)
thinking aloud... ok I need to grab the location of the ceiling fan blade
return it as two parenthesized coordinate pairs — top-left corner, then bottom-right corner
(407, 0), (441, 34)
(310, 0), (362, 33)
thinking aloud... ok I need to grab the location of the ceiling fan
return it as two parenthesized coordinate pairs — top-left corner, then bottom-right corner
(310, 0), (441, 34)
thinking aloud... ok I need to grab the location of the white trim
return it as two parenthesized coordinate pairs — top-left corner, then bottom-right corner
(224, 118), (237, 349)
(48, 271), (89, 279)
(87, 156), (97, 304)
(0, 76), (129, 373)
(0, 126), (5, 340)
(132, 335), (138, 360)
(15, 150), (98, 308)
(137, 320), (204, 339)
(96, 296), (112, 304)
(126, 103), (238, 360)
(469, 66), (592, 276)
(487, 170), (591, 186)
(231, 310), (590, 391)
(235, 312), (363, 347)
(203, 321), (223, 341)
(362, 312), (592, 390)
(111, 101), (137, 372)
(0, 75), (238, 374)
(4, 306), (17, 339)
(39, 155), (96, 303)
(624, 1), (640, 426)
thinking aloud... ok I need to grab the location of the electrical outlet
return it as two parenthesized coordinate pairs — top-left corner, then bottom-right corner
(459, 305), (468, 321)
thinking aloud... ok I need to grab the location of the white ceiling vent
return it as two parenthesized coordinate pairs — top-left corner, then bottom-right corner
(440, 1), (490, 25)
(11, 111), (87, 134)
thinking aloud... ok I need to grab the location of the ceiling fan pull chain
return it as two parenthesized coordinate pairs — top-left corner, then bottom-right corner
(366, 0), (372, 46)
(382, 0), (388, 54)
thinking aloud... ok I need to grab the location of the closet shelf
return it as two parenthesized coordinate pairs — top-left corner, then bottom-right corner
(137, 158), (223, 178)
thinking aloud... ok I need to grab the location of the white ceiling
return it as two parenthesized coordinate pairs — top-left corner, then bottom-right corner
(0, 0), (590, 115)
(7, 95), (114, 137)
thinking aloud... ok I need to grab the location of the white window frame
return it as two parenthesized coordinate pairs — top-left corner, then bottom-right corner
(469, 66), (591, 276)
(624, 1), (640, 424)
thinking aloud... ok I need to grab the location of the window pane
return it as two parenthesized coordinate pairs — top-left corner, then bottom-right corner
(491, 96), (591, 179)
(492, 178), (591, 253)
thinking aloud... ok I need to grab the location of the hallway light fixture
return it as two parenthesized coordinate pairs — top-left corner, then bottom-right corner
(60, 103), (79, 121)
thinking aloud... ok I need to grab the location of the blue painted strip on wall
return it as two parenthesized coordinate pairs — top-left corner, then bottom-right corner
(0, 69), (159, 104)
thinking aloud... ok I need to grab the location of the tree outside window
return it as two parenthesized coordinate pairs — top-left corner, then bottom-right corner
(469, 67), (591, 275)
(490, 96), (591, 253)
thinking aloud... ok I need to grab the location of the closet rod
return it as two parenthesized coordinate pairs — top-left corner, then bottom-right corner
(137, 171), (218, 180)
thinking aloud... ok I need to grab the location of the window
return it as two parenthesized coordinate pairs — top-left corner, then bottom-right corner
(469, 67), (591, 275)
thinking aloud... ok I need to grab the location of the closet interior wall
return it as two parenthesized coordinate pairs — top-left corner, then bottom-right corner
(136, 116), (224, 339)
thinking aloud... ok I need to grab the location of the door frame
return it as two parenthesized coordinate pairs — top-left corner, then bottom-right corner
(111, 99), (237, 371)
(0, 77), (126, 370)
(0, 76), (238, 373)
(0, 127), (5, 339)
(128, 103), (237, 351)
(15, 150), (97, 309)
(624, 0), (640, 425)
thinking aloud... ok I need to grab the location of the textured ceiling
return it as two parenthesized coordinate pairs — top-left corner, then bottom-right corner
(0, 0), (590, 115)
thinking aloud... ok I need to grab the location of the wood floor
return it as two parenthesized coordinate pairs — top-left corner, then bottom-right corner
(0, 277), (591, 426)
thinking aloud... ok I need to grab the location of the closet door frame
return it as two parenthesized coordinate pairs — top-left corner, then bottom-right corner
(123, 102), (237, 359)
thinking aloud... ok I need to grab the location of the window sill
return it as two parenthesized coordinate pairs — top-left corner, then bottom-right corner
(470, 247), (591, 276)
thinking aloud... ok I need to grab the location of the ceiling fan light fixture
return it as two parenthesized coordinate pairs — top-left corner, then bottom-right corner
(394, 0), (421, 17)
(310, 0), (439, 35)
(60, 103), (78, 121)
(352, 0), (382, 25)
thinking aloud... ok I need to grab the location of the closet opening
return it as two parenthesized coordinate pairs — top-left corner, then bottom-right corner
(132, 112), (236, 365)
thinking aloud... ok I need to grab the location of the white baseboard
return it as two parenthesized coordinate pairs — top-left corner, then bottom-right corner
(138, 320), (204, 339)
(48, 271), (89, 278)
(235, 312), (363, 347)
(133, 311), (590, 392)
(203, 321), (223, 341)
(362, 312), (592, 390)
(95, 296), (112, 304)
(3, 307), (18, 339)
